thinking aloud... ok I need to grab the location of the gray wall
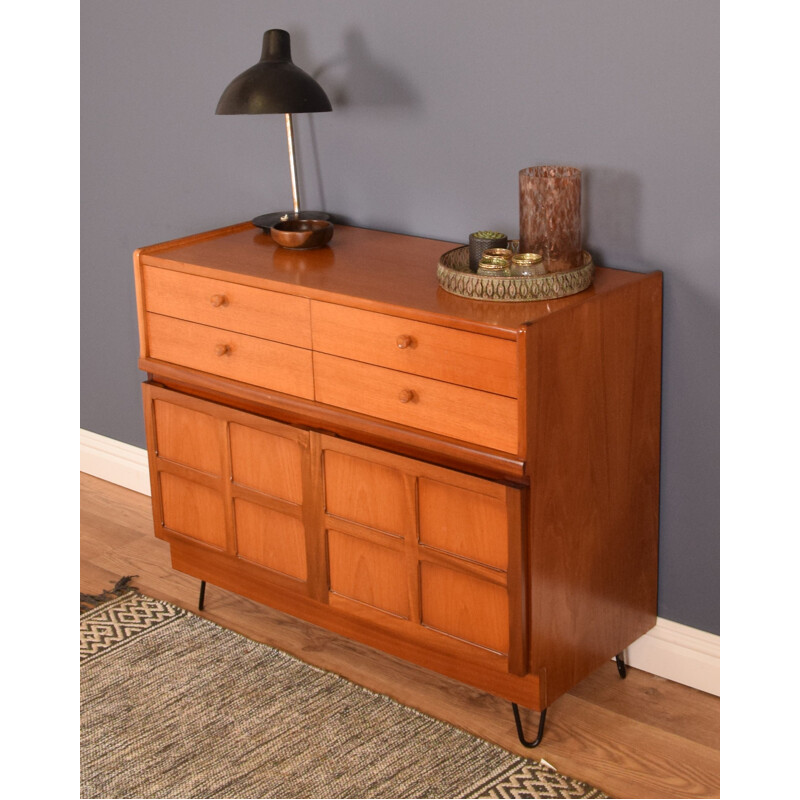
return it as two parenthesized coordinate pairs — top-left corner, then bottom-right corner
(81, 0), (719, 635)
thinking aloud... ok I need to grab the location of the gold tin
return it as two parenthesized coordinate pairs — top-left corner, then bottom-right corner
(484, 247), (513, 261)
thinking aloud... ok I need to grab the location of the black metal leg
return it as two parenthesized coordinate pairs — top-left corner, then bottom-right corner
(198, 580), (206, 611)
(511, 703), (547, 748)
(616, 652), (627, 679)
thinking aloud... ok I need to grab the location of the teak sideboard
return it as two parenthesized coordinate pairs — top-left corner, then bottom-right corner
(134, 222), (662, 741)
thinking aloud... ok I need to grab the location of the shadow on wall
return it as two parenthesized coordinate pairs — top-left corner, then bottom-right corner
(582, 168), (645, 271)
(305, 29), (421, 224)
(314, 29), (420, 110)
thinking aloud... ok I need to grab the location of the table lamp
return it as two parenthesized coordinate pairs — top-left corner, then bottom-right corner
(216, 29), (332, 229)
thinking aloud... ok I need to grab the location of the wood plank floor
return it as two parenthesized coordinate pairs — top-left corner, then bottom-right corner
(80, 472), (720, 799)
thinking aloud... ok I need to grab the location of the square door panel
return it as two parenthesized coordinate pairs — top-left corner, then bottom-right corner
(418, 478), (508, 570)
(324, 450), (415, 536)
(420, 562), (508, 655)
(153, 399), (223, 475)
(160, 472), (227, 549)
(234, 499), (307, 580)
(230, 423), (304, 503)
(327, 529), (409, 618)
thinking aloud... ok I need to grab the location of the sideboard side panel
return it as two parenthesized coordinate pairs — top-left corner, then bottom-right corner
(526, 273), (663, 706)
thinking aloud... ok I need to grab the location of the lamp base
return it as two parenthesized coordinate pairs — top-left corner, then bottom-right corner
(252, 210), (330, 232)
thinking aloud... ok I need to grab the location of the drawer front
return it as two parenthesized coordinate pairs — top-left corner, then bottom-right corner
(147, 313), (314, 399)
(143, 265), (312, 348)
(311, 302), (518, 397)
(314, 353), (519, 453)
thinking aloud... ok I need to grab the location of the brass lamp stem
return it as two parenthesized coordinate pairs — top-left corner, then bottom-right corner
(285, 113), (300, 216)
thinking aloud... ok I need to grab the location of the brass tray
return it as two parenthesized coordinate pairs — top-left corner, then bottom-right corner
(437, 243), (594, 302)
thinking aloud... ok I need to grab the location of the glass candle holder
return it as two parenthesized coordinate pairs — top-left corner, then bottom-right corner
(519, 166), (582, 272)
(477, 255), (511, 277)
(510, 252), (545, 276)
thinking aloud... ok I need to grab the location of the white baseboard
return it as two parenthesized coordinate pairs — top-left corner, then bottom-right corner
(79, 428), (720, 697)
(80, 428), (151, 497)
(623, 617), (719, 696)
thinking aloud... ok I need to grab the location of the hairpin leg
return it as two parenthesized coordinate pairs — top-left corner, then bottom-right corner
(198, 580), (206, 611)
(616, 652), (627, 679)
(511, 703), (547, 748)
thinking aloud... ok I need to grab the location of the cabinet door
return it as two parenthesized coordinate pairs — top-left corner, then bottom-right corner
(143, 384), (316, 594)
(320, 435), (525, 667)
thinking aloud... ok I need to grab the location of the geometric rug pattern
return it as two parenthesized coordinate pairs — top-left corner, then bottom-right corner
(80, 593), (185, 664)
(80, 586), (607, 799)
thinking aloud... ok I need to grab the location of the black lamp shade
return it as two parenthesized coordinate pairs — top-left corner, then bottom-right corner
(216, 29), (332, 115)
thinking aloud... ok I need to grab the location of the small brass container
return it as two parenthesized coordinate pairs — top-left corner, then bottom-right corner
(483, 248), (513, 261)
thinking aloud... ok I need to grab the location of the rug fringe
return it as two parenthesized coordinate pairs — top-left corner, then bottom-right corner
(80, 576), (139, 613)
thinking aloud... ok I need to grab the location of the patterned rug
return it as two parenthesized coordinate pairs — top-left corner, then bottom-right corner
(80, 579), (607, 799)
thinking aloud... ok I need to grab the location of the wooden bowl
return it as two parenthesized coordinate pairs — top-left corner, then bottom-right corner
(270, 219), (333, 250)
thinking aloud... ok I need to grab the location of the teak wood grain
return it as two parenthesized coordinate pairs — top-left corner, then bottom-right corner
(141, 264), (312, 348)
(323, 448), (417, 537)
(313, 351), (519, 453)
(310, 300), (519, 396)
(524, 274), (663, 704)
(418, 476), (509, 570)
(133, 222), (663, 721)
(234, 500), (308, 581)
(146, 313), (315, 399)
(135, 222), (649, 335)
(82, 473), (720, 800)
(229, 422), (305, 504)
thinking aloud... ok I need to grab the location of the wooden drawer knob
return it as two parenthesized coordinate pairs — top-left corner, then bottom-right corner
(210, 294), (228, 307)
(396, 334), (414, 349)
(398, 388), (415, 403)
(215, 344), (231, 356)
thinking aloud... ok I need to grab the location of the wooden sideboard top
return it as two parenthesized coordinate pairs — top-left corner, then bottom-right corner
(136, 222), (659, 337)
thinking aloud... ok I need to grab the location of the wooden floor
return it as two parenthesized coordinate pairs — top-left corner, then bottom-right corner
(80, 472), (720, 799)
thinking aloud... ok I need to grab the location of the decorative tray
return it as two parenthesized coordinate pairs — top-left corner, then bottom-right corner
(437, 242), (594, 302)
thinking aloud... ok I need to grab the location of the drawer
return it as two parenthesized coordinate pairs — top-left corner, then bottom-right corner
(311, 302), (518, 397)
(147, 313), (314, 399)
(142, 265), (312, 348)
(314, 352), (519, 453)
